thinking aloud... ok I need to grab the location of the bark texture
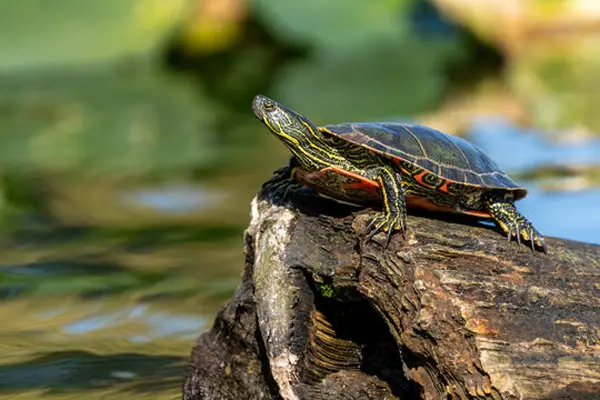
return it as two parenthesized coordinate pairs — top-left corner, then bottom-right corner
(183, 168), (600, 400)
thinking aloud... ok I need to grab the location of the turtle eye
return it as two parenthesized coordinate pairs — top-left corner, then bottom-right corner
(263, 102), (276, 112)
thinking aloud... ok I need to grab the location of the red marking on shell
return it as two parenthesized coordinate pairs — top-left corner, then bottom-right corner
(413, 171), (431, 187)
(439, 180), (451, 194)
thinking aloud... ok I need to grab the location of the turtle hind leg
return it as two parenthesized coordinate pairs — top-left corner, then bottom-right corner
(484, 192), (547, 253)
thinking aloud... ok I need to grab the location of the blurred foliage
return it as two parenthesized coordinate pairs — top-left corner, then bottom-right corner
(253, 0), (412, 50)
(274, 37), (459, 122)
(508, 36), (600, 135)
(517, 164), (600, 192)
(0, 0), (191, 70)
(178, 0), (247, 54)
(251, 0), (464, 121)
(430, 0), (600, 134)
(0, 68), (216, 172)
(431, 0), (600, 50)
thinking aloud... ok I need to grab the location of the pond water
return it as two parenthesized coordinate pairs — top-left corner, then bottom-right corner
(1, 3), (599, 399)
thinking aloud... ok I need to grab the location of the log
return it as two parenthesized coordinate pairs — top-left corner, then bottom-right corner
(183, 166), (600, 400)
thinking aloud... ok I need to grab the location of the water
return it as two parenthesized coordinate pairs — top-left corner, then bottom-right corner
(0, 110), (291, 398)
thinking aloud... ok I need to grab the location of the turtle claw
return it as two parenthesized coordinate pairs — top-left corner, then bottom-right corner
(365, 216), (381, 237)
(529, 228), (535, 252)
(400, 210), (407, 240)
(385, 227), (394, 248)
(503, 220), (546, 253)
(530, 229), (547, 253)
(517, 224), (547, 253)
(486, 193), (547, 253)
(527, 228), (547, 253)
(364, 210), (406, 248)
(364, 215), (386, 243)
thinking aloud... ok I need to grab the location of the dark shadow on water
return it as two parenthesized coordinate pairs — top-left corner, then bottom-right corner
(0, 351), (185, 394)
(8, 224), (243, 249)
(0, 261), (127, 277)
(0, 260), (167, 301)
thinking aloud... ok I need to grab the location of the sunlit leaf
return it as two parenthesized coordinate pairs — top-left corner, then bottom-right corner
(273, 38), (459, 122)
(253, 0), (413, 49)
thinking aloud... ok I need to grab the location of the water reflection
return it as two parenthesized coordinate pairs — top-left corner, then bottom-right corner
(0, 350), (185, 395)
(63, 305), (206, 341)
(469, 118), (600, 172)
(122, 184), (226, 215)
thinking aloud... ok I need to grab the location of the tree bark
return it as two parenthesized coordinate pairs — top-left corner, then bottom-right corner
(183, 167), (600, 400)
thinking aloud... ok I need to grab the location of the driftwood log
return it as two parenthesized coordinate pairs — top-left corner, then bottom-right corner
(183, 167), (600, 400)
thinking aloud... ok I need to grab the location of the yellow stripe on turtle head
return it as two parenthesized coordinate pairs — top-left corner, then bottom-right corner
(264, 116), (299, 145)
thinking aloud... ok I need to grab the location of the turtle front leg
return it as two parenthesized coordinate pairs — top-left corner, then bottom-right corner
(263, 157), (304, 201)
(485, 192), (547, 252)
(364, 166), (407, 247)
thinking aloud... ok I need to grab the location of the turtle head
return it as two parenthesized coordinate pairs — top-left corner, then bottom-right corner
(252, 94), (323, 150)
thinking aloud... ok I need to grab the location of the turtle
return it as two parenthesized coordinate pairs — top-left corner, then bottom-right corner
(252, 94), (546, 252)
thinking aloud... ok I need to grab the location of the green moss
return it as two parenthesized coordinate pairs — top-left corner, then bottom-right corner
(315, 282), (337, 298)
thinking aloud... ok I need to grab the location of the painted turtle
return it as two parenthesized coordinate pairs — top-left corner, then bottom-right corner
(252, 94), (546, 252)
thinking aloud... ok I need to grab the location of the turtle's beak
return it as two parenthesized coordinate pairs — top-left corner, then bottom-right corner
(253, 94), (287, 136)
(252, 94), (272, 120)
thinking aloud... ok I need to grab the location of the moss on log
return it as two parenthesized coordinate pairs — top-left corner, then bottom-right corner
(183, 167), (600, 400)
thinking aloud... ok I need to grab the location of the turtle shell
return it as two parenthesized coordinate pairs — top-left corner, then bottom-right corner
(320, 122), (527, 200)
